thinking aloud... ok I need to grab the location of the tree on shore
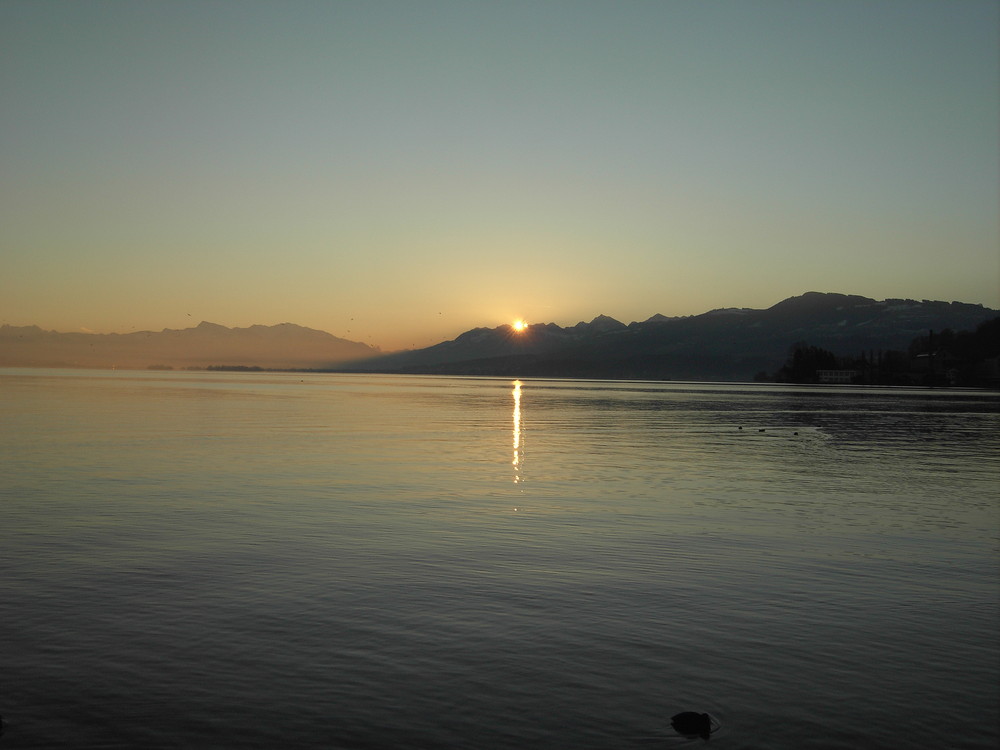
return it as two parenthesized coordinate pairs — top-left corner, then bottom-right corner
(775, 342), (838, 383)
(768, 317), (999, 386)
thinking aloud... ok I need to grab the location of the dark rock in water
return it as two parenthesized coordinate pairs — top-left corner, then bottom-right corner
(671, 711), (714, 737)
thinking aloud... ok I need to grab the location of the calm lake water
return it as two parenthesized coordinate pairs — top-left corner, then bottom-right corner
(1, 369), (997, 749)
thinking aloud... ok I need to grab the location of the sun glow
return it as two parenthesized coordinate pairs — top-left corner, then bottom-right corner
(512, 319), (528, 332)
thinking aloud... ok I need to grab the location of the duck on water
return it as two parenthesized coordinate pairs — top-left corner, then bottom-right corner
(671, 711), (720, 739)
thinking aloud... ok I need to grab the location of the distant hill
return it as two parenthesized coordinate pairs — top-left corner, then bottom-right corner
(0, 321), (377, 370)
(342, 292), (999, 381)
(5, 293), (996, 379)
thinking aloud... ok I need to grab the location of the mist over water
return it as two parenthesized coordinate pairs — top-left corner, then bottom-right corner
(1, 369), (997, 749)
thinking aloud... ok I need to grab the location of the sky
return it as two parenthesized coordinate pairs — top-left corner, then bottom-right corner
(1, 0), (997, 351)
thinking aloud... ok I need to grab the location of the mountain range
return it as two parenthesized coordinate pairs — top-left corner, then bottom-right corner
(2, 292), (997, 379)
(0, 320), (377, 370)
(343, 292), (999, 381)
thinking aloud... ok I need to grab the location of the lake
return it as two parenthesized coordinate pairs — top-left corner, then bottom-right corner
(1, 369), (997, 749)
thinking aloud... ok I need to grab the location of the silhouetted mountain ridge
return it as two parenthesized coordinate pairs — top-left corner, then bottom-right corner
(4, 293), (996, 379)
(344, 292), (998, 381)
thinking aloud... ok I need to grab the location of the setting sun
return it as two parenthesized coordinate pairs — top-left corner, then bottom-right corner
(512, 319), (528, 332)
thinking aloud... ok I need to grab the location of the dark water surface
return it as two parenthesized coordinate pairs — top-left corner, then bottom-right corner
(1, 369), (997, 749)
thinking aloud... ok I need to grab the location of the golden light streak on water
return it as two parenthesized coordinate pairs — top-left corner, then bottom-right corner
(512, 379), (522, 484)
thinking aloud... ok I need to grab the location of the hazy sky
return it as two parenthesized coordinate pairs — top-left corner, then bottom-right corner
(2, 0), (997, 350)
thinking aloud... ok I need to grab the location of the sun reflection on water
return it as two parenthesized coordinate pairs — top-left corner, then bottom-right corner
(512, 380), (523, 484)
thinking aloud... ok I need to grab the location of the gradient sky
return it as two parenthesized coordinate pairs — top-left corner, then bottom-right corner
(2, 0), (997, 350)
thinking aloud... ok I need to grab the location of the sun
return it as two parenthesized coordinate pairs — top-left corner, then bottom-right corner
(511, 319), (528, 333)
